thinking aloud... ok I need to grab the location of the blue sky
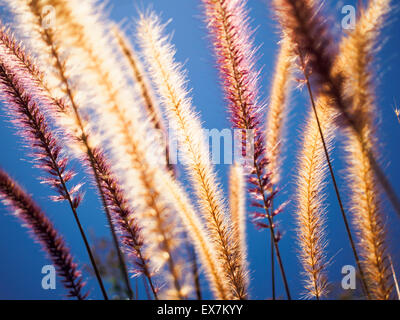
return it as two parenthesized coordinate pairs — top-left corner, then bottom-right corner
(0, 0), (399, 300)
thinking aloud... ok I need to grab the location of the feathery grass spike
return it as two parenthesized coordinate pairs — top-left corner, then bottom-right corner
(265, 36), (293, 186)
(295, 96), (333, 299)
(202, 0), (290, 299)
(0, 168), (86, 300)
(137, 12), (248, 299)
(339, 0), (392, 300)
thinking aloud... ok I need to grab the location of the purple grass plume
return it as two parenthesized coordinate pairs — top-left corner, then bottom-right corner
(272, 0), (352, 129)
(0, 55), (83, 208)
(202, 0), (281, 231)
(90, 147), (157, 292)
(0, 168), (87, 299)
(202, 0), (290, 299)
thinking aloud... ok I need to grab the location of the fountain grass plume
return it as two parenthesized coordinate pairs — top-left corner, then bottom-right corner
(201, 0), (290, 299)
(265, 36), (293, 186)
(137, 12), (248, 299)
(339, 0), (392, 299)
(0, 168), (86, 299)
(295, 96), (334, 299)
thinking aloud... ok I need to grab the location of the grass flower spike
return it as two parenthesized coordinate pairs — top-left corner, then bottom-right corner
(339, 0), (392, 300)
(265, 36), (293, 186)
(0, 168), (86, 299)
(202, 0), (290, 299)
(113, 25), (174, 174)
(295, 96), (334, 299)
(160, 172), (231, 299)
(229, 162), (248, 285)
(0, 52), (83, 211)
(137, 12), (248, 300)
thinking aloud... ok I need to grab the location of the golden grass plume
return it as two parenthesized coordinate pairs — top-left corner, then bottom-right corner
(265, 35), (293, 186)
(339, 0), (392, 300)
(136, 12), (248, 299)
(295, 96), (335, 299)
